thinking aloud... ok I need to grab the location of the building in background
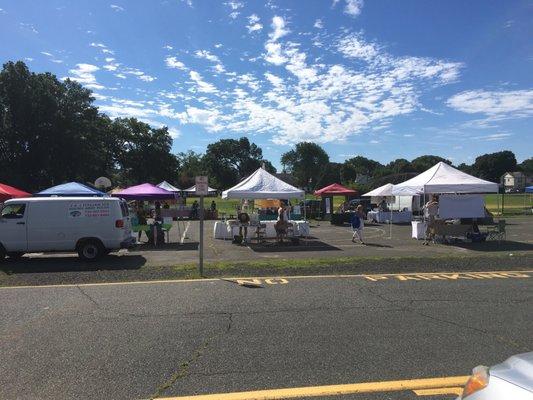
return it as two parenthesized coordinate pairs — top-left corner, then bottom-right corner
(501, 171), (533, 192)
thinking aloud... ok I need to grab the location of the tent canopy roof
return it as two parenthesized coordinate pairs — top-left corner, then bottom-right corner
(222, 168), (304, 199)
(36, 182), (106, 197)
(184, 185), (217, 193)
(0, 183), (31, 202)
(314, 183), (358, 196)
(392, 162), (498, 195)
(362, 183), (394, 197)
(112, 183), (175, 200)
(158, 181), (181, 192)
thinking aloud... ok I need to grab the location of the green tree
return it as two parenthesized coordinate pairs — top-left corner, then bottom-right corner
(411, 155), (451, 173)
(518, 157), (533, 176)
(281, 142), (329, 189)
(457, 162), (473, 174)
(316, 162), (343, 188)
(471, 150), (517, 182)
(0, 61), (114, 191)
(176, 151), (206, 188)
(112, 118), (178, 186)
(341, 156), (383, 183)
(203, 137), (274, 189)
(386, 158), (414, 174)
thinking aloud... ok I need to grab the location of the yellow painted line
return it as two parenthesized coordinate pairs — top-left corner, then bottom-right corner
(1, 270), (531, 290)
(414, 386), (463, 396)
(157, 376), (470, 400)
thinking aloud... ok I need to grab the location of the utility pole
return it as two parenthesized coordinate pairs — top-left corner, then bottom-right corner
(195, 176), (208, 277)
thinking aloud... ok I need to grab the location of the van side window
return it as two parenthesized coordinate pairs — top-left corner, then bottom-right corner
(120, 201), (129, 217)
(1, 204), (26, 219)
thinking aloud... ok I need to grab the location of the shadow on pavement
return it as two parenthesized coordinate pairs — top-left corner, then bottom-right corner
(452, 240), (533, 252)
(0, 254), (146, 274)
(361, 243), (394, 248)
(130, 242), (199, 252)
(248, 240), (341, 253)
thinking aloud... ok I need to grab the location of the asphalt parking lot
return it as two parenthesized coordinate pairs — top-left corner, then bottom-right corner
(6, 216), (533, 265)
(1, 270), (531, 400)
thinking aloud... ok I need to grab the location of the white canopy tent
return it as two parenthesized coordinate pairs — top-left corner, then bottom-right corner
(158, 181), (181, 193)
(222, 168), (304, 199)
(184, 185), (218, 195)
(392, 162), (498, 195)
(362, 183), (394, 197)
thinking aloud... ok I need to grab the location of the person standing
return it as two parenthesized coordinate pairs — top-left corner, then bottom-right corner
(350, 205), (366, 245)
(423, 195), (439, 245)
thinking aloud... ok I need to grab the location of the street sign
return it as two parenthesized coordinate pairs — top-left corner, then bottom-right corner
(195, 176), (208, 196)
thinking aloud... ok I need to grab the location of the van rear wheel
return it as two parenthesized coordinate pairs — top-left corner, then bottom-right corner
(0, 247), (5, 262)
(77, 240), (104, 261)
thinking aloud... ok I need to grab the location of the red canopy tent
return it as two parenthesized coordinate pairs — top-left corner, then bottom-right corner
(314, 183), (358, 196)
(0, 183), (31, 203)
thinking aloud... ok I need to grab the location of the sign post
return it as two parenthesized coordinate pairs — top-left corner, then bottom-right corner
(195, 176), (209, 277)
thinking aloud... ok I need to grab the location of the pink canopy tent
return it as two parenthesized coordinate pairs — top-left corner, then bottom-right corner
(112, 183), (176, 200)
(314, 183), (358, 197)
(0, 183), (31, 202)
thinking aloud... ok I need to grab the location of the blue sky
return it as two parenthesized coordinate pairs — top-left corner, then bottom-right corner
(1, 0), (532, 168)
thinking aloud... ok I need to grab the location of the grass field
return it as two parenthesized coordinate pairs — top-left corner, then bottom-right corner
(210, 193), (532, 217)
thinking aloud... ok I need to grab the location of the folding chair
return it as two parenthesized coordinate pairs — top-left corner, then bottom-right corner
(486, 219), (506, 243)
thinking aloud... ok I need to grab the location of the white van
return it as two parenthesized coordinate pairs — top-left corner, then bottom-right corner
(0, 197), (135, 261)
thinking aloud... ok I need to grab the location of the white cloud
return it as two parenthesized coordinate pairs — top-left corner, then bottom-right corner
(225, 1), (243, 18)
(189, 70), (218, 93)
(138, 74), (156, 82)
(484, 133), (512, 141)
(90, 42), (107, 48)
(447, 89), (533, 116)
(65, 63), (104, 90)
(168, 127), (181, 138)
(336, 33), (378, 60)
(19, 23), (38, 34)
(163, 45), (173, 50)
(110, 4), (124, 11)
(180, 0), (193, 7)
(264, 42), (287, 65)
(247, 14), (263, 32)
(344, 0), (363, 17)
(313, 19), (323, 29)
(269, 16), (289, 41)
(194, 49), (220, 63)
(165, 56), (187, 70)
(41, 51), (53, 57)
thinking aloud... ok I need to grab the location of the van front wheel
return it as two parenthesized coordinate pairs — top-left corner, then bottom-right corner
(77, 240), (103, 261)
(0, 246), (5, 262)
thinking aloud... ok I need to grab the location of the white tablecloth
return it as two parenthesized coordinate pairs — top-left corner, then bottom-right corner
(368, 210), (412, 223)
(411, 221), (427, 239)
(213, 220), (310, 239)
(213, 221), (231, 240)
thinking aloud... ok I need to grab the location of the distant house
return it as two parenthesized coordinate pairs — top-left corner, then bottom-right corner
(501, 171), (532, 192)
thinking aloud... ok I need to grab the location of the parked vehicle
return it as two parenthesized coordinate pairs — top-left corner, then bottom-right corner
(348, 198), (373, 213)
(0, 197), (135, 261)
(457, 352), (533, 399)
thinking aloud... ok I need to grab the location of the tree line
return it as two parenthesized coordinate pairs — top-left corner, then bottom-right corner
(1, 61), (531, 193)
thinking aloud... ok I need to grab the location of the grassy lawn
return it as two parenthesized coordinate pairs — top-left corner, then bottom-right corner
(210, 193), (532, 217)
(485, 193), (532, 215)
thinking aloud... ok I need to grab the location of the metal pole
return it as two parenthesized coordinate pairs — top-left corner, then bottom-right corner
(199, 195), (204, 277)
